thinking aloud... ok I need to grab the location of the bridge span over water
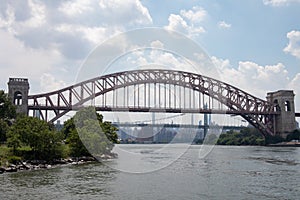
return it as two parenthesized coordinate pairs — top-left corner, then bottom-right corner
(7, 69), (299, 138)
(112, 122), (245, 131)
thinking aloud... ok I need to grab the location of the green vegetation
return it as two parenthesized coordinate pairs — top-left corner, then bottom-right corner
(217, 128), (300, 146)
(0, 90), (16, 144)
(63, 107), (118, 158)
(7, 115), (64, 160)
(0, 90), (16, 120)
(217, 128), (265, 146)
(0, 119), (9, 143)
(286, 129), (300, 141)
(0, 145), (12, 166)
(264, 135), (285, 145)
(0, 90), (118, 167)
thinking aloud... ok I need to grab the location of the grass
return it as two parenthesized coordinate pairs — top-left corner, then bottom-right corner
(1, 144), (72, 167)
(0, 144), (13, 167)
(0, 145), (33, 166)
(61, 144), (70, 159)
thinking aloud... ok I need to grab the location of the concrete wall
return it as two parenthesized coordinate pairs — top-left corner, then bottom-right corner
(267, 90), (296, 138)
(7, 78), (30, 115)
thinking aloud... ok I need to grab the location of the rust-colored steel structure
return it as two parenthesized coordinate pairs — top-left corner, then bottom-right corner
(28, 69), (278, 136)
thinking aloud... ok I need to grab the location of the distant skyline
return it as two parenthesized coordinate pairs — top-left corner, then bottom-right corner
(0, 0), (300, 113)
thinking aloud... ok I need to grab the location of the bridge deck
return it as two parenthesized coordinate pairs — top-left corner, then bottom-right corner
(28, 105), (278, 115)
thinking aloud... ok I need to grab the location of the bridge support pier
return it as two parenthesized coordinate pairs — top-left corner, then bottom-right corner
(267, 90), (297, 138)
(7, 78), (30, 115)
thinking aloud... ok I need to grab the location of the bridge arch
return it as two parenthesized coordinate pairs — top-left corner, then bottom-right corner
(28, 69), (277, 136)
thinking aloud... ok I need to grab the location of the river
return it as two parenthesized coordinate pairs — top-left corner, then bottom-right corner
(1, 144), (299, 200)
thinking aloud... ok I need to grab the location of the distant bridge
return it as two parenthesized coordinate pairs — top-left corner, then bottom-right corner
(7, 69), (299, 137)
(112, 122), (246, 131)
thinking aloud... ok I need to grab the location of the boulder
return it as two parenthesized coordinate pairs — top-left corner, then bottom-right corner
(0, 167), (5, 174)
(20, 162), (30, 170)
(77, 156), (95, 162)
(5, 167), (17, 172)
(51, 159), (67, 165)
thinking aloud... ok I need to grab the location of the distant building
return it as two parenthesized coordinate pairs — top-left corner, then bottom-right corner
(55, 120), (63, 131)
(195, 129), (204, 141)
(136, 126), (154, 143)
(153, 127), (177, 143)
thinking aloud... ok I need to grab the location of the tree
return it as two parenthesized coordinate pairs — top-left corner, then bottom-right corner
(67, 128), (90, 157)
(0, 90), (16, 120)
(217, 128), (265, 146)
(6, 131), (21, 154)
(0, 90), (16, 143)
(61, 117), (75, 139)
(265, 135), (284, 145)
(0, 119), (9, 143)
(286, 130), (300, 141)
(77, 119), (112, 156)
(64, 107), (118, 157)
(7, 116), (63, 160)
(101, 121), (119, 145)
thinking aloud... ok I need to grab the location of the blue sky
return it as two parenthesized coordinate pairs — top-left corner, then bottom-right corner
(144, 0), (300, 74)
(0, 0), (300, 113)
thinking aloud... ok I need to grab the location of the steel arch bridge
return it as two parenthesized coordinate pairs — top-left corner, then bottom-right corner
(27, 69), (279, 136)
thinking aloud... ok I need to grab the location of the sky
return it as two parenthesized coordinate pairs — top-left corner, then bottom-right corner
(1, 0), (300, 116)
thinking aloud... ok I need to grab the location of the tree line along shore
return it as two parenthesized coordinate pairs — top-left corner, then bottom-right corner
(0, 90), (118, 173)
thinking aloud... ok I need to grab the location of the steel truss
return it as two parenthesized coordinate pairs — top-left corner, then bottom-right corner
(28, 69), (278, 136)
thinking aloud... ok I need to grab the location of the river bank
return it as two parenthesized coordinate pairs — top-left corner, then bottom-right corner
(267, 140), (300, 147)
(0, 153), (117, 174)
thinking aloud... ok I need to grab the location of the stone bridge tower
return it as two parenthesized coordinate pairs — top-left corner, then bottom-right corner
(267, 90), (296, 138)
(7, 78), (30, 115)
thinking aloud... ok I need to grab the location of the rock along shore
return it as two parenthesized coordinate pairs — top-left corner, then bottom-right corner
(0, 152), (117, 174)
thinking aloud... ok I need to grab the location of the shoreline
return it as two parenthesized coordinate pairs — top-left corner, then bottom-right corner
(267, 141), (300, 147)
(0, 153), (117, 174)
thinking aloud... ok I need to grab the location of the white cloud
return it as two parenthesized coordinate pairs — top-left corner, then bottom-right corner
(180, 6), (207, 24)
(148, 50), (190, 70)
(58, 0), (94, 16)
(55, 23), (122, 45)
(0, 0), (152, 59)
(284, 30), (300, 59)
(22, 0), (46, 28)
(212, 56), (290, 98)
(0, 0), (46, 33)
(0, 0), (153, 92)
(218, 21), (231, 29)
(288, 73), (300, 108)
(166, 14), (189, 33)
(0, 4), (16, 34)
(263, 0), (300, 6)
(0, 29), (67, 93)
(288, 73), (300, 110)
(40, 73), (66, 93)
(212, 57), (300, 121)
(165, 6), (206, 37)
(97, 0), (152, 25)
(59, 0), (152, 25)
(150, 40), (164, 49)
(108, 46), (194, 74)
